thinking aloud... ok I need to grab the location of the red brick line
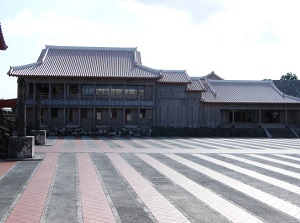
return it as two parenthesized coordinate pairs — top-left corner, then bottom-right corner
(6, 153), (59, 223)
(77, 153), (116, 223)
(75, 136), (85, 149)
(0, 161), (17, 179)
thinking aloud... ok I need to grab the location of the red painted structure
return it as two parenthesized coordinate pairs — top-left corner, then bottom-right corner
(0, 99), (17, 108)
(0, 23), (8, 50)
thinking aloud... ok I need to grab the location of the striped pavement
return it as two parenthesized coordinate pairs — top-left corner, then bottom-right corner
(0, 137), (300, 222)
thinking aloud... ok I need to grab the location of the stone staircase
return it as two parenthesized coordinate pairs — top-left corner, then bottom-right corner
(266, 128), (299, 138)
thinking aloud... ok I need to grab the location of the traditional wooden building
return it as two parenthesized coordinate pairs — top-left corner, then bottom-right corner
(201, 77), (300, 128)
(7, 45), (300, 135)
(7, 45), (205, 133)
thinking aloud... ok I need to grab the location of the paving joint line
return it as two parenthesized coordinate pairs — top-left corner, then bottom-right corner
(75, 153), (83, 223)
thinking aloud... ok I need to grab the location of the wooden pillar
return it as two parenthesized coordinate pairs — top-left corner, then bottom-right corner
(138, 107), (140, 127)
(285, 109), (288, 126)
(259, 109), (261, 125)
(79, 107), (81, 127)
(123, 107), (125, 126)
(17, 77), (27, 137)
(232, 109), (235, 126)
(108, 107), (111, 127)
(64, 83), (66, 100)
(63, 107), (66, 129)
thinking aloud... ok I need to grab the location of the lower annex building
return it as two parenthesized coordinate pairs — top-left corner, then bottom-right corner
(7, 45), (300, 135)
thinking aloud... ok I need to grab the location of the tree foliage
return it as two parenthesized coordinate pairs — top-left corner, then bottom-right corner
(280, 72), (298, 80)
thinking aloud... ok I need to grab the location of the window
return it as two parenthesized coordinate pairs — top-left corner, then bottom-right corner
(96, 85), (109, 99)
(51, 108), (58, 118)
(96, 110), (102, 121)
(139, 85), (145, 99)
(111, 85), (124, 99)
(68, 85), (79, 98)
(125, 86), (138, 100)
(140, 109), (146, 119)
(82, 85), (94, 99)
(125, 109), (131, 122)
(111, 109), (117, 118)
(51, 84), (64, 99)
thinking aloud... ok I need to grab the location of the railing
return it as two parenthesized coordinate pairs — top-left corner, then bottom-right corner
(125, 94), (138, 100)
(51, 93), (64, 99)
(96, 95), (109, 100)
(81, 95), (94, 100)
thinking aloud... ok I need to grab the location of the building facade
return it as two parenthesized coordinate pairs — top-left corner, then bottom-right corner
(7, 45), (300, 135)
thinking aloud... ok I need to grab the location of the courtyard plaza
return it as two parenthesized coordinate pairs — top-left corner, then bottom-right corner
(1, 137), (300, 222)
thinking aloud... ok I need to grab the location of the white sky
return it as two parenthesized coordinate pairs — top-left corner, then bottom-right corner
(1, 0), (300, 99)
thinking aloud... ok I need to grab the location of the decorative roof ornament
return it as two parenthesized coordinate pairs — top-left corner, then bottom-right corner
(0, 23), (8, 50)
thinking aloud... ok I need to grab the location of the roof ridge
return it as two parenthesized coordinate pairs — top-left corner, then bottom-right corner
(161, 69), (187, 73)
(45, 45), (137, 52)
(208, 80), (272, 83)
(205, 79), (217, 96)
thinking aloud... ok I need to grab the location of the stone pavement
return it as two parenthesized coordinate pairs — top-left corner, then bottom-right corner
(1, 137), (300, 222)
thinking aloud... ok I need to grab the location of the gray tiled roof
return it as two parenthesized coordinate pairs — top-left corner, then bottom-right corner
(202, 80), (300, 104)
(8, 45), (163, 79)
(202, 71), (223, 80)
(157, 71), (190, 84)
(186, 78), (206, 92)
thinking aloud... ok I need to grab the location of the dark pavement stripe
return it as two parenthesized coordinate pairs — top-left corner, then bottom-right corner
(150, 153), (299, 223)
(211, 154), (300, 185)
(91, 153), (154, 223)
(121, 153), (230, 223)
(98, 137), (123, 148)
(237, 154), (300, 172)
(46, 153), (78, 223)
(180, 153), (300, 206)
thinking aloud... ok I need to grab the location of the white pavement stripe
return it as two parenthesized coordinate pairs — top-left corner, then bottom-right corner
(193, 154), (300, 195)
(274, 154), (300, 162)
(247, 154), (300, 169)
(166, 154), (300, 220)
(136, 154), (263, 223)
(219, 138), (299, 150)
(222, 154), (300, 180)
(107, 153), (190, 223)
(190, 138), (240, 150)
(179, 138), (233, 150)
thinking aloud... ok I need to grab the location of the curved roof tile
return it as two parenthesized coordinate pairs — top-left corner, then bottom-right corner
(8, 45), (162, 79)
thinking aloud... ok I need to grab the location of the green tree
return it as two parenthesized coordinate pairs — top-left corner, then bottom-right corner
(280, 72), (298, 80)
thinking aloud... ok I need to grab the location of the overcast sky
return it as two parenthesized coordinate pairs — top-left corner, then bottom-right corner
(1, 0), (300, 98)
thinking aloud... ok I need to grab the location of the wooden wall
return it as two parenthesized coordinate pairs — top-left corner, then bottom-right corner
(155, 84), (202, 127)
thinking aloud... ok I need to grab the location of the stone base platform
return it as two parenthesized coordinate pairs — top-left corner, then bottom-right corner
(8, 136), (34, 158)
(30, 130), (46, 145)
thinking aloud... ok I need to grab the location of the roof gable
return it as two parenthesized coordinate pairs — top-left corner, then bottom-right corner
(202, 71), (223, 80)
